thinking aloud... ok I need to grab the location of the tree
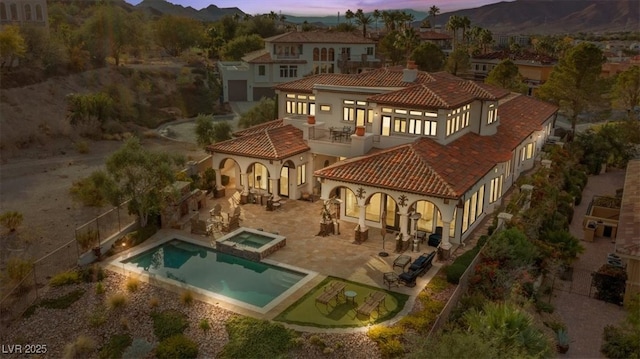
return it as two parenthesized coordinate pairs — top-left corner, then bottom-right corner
(378, 30), (404, 65)
(0, 25), (26, 69)
(82, 4), (140, 66)
(394, 28), (419, 63)
(372, 9), (381, 31)
(446, 15), (463, 49)
(92, 137), (184, 228)
(345, 9), (355, 24)
(354, 9), (372, 38)
(601, 294), (640, 359)
(154, 15), (203, 57)
(221, 34), (263, 61)
(411, 42), (445, 72)
(429, 5), (440, 25)
(194, 114), (232, 146)
(485, 59), (527, 94)
(536, 42), (606, 134)
(239, 97), (276, 128)
(612, 65), (640, 118)
(445, 46), (470, 76)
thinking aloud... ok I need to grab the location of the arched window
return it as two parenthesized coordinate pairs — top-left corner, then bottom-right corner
(321, 48), (327, 61)
(24, 4), (31, 21)
(10, 3), (18, 20)
(0, 3), (7, 20)
(35, 4), (43, 21)
(328, 48), (335, 61)
(313, 47), (319, 61)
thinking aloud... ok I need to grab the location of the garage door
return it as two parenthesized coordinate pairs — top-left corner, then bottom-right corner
(252, 87), (276, 101)
(228, 80), (247, 101)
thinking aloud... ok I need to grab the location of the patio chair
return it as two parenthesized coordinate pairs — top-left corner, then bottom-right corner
(356, 291), (386, 317)
(210, 204), (223, 220)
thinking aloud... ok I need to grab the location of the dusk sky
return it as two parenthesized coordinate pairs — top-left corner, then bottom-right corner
(125, 0), (512, 16)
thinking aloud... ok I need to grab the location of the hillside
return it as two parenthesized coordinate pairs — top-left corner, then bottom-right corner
(135, 0), (244, 21)
(433, 0), (640, 34)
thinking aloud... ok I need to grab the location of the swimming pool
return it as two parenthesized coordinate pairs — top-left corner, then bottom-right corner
(117, 237), (309, 310)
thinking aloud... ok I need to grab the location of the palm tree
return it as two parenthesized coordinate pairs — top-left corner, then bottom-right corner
(446, 15), (463, 48)
(394, 27), (419, 63)
(429, 5), (440, 25)
(373, 9), (381, 31)
(460, 16), (471, 44)
(478, 28), (494, 54)
(345, 9), (355, 25)
(355, 9), (372, 38)
(268, 11), (278, 21)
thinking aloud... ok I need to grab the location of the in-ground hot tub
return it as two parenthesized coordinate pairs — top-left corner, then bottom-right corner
(215, 227), (286, 261)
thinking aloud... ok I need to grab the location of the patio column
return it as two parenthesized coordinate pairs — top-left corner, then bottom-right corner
(215, 170), (223, 190)
(357, 205), (367, 230)
(440, 220), (452, 259)
(269, 177), (281, 202)
(239, 172), (249, 204)
(399, 212), (409, 240)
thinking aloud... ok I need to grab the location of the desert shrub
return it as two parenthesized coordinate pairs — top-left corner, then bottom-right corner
(592, 264), (627, 304)
(219, 317), (299, 359)
(75, 140), (90, 154)
(50, 270), (81, 287)
(40, 289), (85, 310)
(600, 294), (640, 358)
(99, 333), (132, 359)
(199, 318), (210, 332)
(125, 277), (140, 292)
(0, 211), (23, 232)
(180, 290), (194, 305)
(399, 297), (444, 332)
(63, 335), (96, 359)
(483, 228), (540, 269)
(107, 293), (128, 310)
(76, 228), (100, 251)
(122, 338), (154, 359)
(535, 300), (554, 314)
(156, 334), (198, 359)
(2, 256), (33, 285)
(79, 264), (105, 283)
(408, 329), (499, 359)
(88, 306), (108, 327)
(152, 310), (188, 341)
(367, 325), (405, 358)
(149, 296), (159, 308)
(308, 334), (325, 348)
(427, 274), (450, 294)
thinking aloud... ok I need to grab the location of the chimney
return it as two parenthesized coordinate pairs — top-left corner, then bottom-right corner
(403, 61), (418, 82)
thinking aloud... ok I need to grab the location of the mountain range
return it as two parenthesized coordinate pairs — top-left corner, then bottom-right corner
(130, 0), (638, 34)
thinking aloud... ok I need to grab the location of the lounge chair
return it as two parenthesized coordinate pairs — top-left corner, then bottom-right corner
(398, 252), (436, 287)
(315, 281), (346, 306)
(356, 291), (386, 317)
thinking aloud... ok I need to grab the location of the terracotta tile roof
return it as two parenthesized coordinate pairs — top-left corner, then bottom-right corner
(264, 31), (375, 44)
(473, 50), (557, 64)
(496, 95), (558, 151)
(233, 119), (285, 137)
(208, 124), (309, 160)
(368, 83), (476, 110)
(315, 95), (557, 198)
(274, 67), (436, 93)
(458, 81), (510, 101)
(418, 31), (451, 41)
(244, 50), (307, 64)
(615, 159), (640, 258)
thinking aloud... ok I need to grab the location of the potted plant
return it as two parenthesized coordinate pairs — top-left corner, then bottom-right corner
(555, 328), (570, 353)
(355, 126), (365, 136)
(307, 115), (316, 124)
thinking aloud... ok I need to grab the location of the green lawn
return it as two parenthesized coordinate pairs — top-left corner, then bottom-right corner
(275, 276), (409, 328)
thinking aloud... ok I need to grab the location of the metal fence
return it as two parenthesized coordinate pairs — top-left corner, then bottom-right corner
(0, 203), (135, 336)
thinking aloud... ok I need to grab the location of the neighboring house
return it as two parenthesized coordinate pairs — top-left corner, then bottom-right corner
(417, 29), (452, 53)
(0, 0), (48, 28)
(217, 31), (379, 102)
(207, 62), (557, 254)
(471, 50), (557, 96)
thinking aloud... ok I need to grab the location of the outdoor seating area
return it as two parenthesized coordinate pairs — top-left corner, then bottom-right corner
(329, 126), (354, 142)
(398, 252), (436, 287)
(356, 291), (387, 318)
(208, 205), (242, 233)
(315, 281), (346, 306)
(393, 254), (412, 272)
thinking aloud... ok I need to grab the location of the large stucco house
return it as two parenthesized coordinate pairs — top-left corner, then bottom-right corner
(217, 31), (379, 102)
(0, 0), (48, 28)
(207, 62), (557, 255)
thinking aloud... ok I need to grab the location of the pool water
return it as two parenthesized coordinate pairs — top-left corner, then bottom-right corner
(121, 239), (306, 307)
(224, 232), (274, 248)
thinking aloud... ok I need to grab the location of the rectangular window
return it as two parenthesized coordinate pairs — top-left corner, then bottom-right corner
(258, 65), (266, 76)
(367, 109), (374, 123)
(309, 103), (316, 116)
(382, 108), (392, 113)
(381, 116), (391, 136)
(366, 47), (374, 55)
(505, 159), (511, 177)
(393, 118), (407, 132)
(343, 107), (354, 121)
(394, 109), (407, 114)
(320, 105), (331, 112)
(280, 65), (297, 78)
(462, 199), (470, 232)
(409, 118), (422, 134)
(286, 101), (294, 114)
(286, 94), (296, 98)
(526, 143), (534, 159)
(297, 164), (306, 185)
(425, 111), (437, 117)
(490, 177), (503, 203)
(297, 101), (306, 114)
(470, 192), (478, 223)
(344, 100), (355, 105)
(477, 185), (485, 218)
(356, 108), (366, 126)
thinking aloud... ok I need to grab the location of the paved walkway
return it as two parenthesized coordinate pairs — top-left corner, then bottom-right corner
(552, 168), (627, 358)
